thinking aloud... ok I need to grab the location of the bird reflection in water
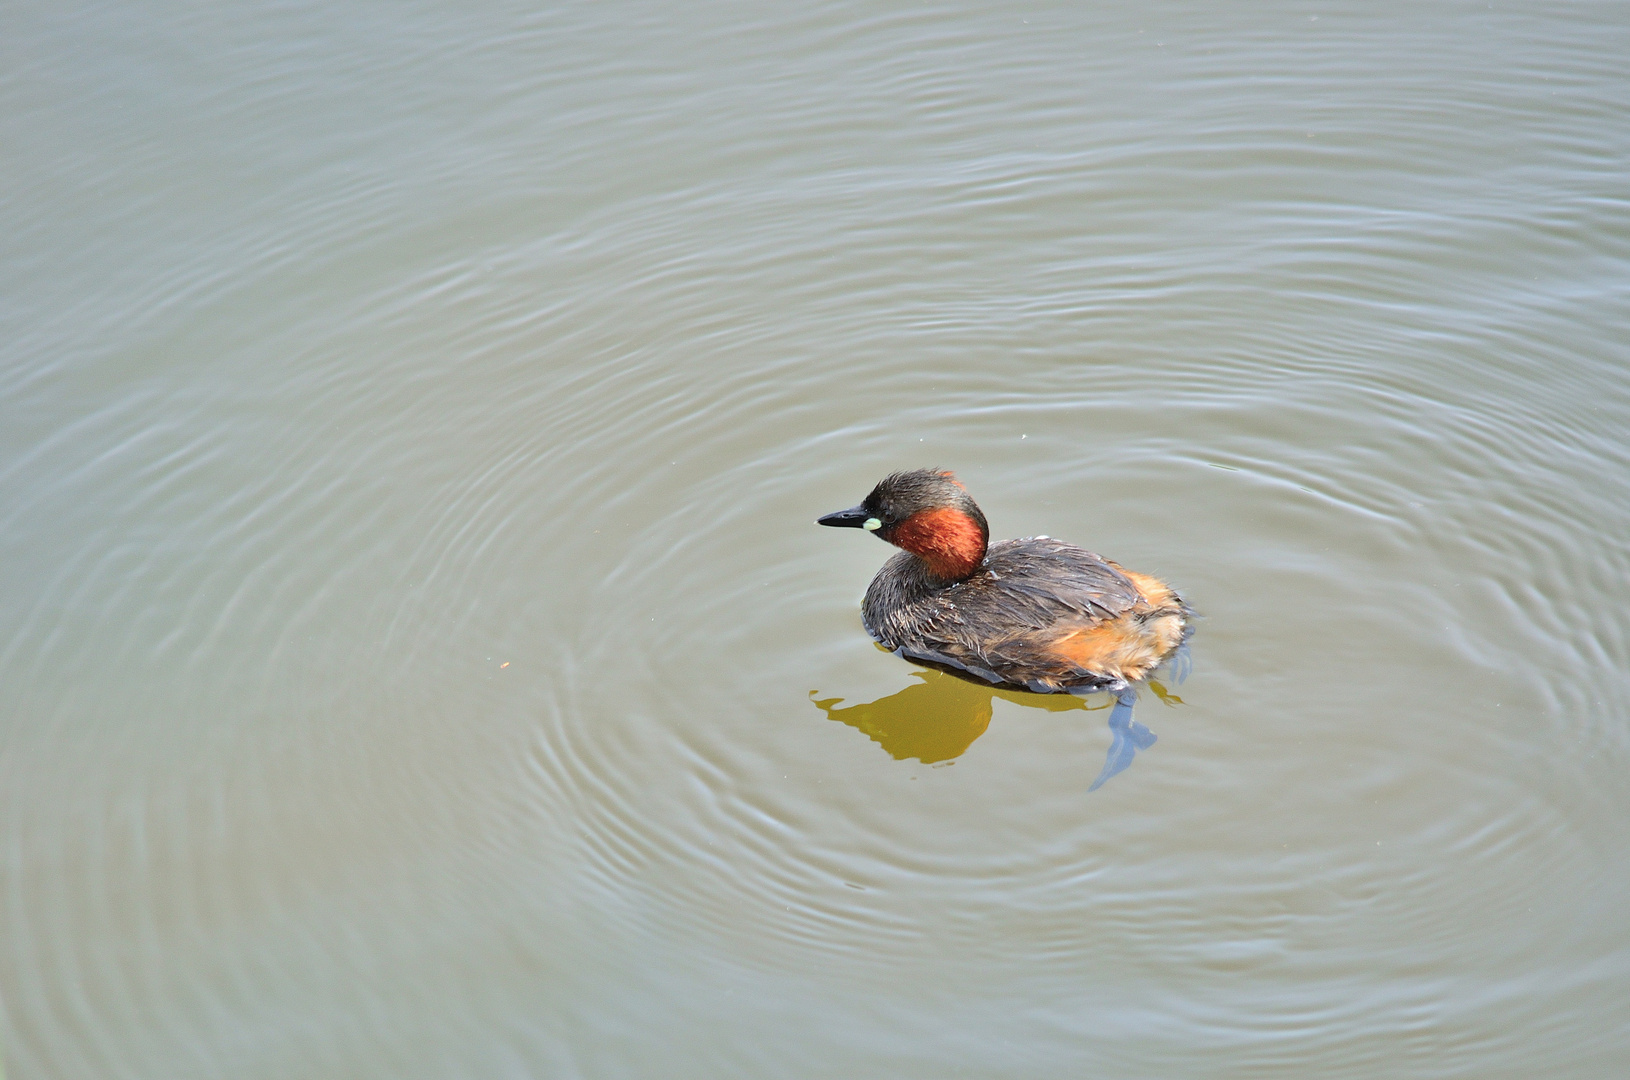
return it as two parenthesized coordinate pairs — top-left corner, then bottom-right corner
(810, 664), (1184, 790)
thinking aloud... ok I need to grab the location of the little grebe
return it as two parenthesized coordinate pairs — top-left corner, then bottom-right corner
(818, 469), (1190, 695)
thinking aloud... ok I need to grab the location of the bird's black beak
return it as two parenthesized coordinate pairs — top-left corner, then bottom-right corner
(817, 505), (872, 528)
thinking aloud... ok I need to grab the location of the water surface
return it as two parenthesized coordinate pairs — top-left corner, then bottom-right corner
(3, 1), (1629, 1076)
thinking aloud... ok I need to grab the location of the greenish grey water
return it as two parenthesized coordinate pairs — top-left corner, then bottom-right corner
(3, 1), (1629, 1076)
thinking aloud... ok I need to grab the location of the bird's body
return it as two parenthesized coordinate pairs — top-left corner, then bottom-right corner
(820, 470), (1189, 695)
(863, 536), (1187, 693)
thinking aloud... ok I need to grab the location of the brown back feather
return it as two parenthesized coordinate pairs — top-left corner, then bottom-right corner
(862, 537), (1184, 691)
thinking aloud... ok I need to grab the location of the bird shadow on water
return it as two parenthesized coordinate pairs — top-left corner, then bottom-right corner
(810, 660), (1185, 789)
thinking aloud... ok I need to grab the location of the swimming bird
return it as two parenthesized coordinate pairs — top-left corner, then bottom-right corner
(818, 469), (1190, 785)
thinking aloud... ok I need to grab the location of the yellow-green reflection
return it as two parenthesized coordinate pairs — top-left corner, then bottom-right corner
(809, 668), (1110, 764)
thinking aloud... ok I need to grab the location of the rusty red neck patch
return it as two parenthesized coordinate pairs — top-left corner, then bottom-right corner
(888, 507), (988, 581)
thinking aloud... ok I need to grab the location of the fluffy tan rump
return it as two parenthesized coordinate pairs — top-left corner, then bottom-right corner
(1038, 567), (1186, 685)
(1043, 617), (1170, 682)
(1112, 564), (1179, 610)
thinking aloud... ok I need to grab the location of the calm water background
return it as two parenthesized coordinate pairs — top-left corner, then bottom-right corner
(4, 1), (1629, 1076)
